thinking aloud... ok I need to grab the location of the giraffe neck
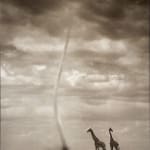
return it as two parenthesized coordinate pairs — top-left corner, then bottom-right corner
(109, 130), (113, 140)
(90, 130), (97, 141)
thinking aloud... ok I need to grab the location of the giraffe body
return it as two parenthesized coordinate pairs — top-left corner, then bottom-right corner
(87, 128), (106, 150)
(109, 128), (120, 150)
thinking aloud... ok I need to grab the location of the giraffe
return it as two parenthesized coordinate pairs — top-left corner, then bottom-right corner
(87, 128), (106, 150)
(109, 128), (120, 150)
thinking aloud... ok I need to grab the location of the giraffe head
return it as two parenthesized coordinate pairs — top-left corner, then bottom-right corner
(87, 128), (92, 133)
(109, 128), (113, 132)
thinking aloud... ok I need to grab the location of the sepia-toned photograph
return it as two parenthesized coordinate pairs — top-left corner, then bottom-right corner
(0, 0), (149, 150)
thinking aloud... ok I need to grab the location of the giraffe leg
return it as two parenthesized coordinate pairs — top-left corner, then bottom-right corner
(115, 145), (120, 150)
(95, 145), (97, 150)
(103, 146), (106, 150)
(117, 145), (120, 150)
(110, 145), (113, 150)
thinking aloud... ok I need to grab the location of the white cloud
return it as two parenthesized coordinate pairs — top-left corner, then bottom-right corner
(1, 66), (8, 78)
(73, 38), (127, 54)
(88, 74), (127, 91)
(64, 69), (86, 86)
(1, 65), (17, 84)
(11, 36), (65, 52)
(1, 66), (42, 85)
(86, 74), (108, 81)
(63, 70), (128, 91)
(32, 65), (47, 71)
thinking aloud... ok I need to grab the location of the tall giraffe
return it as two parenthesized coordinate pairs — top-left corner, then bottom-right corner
(109, 128), (120, 150)
(87, 128), (106, 150)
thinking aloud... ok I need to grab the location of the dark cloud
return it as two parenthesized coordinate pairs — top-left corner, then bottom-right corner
(79, 0), (148, 39)
(1, 0), (148, 40)
(0, 0), (73, 38)
(2, 0), (65, 15)
(0, 44), (26, 58)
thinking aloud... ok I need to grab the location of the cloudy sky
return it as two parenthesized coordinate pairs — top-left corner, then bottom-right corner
(0, 0), (149, 150)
